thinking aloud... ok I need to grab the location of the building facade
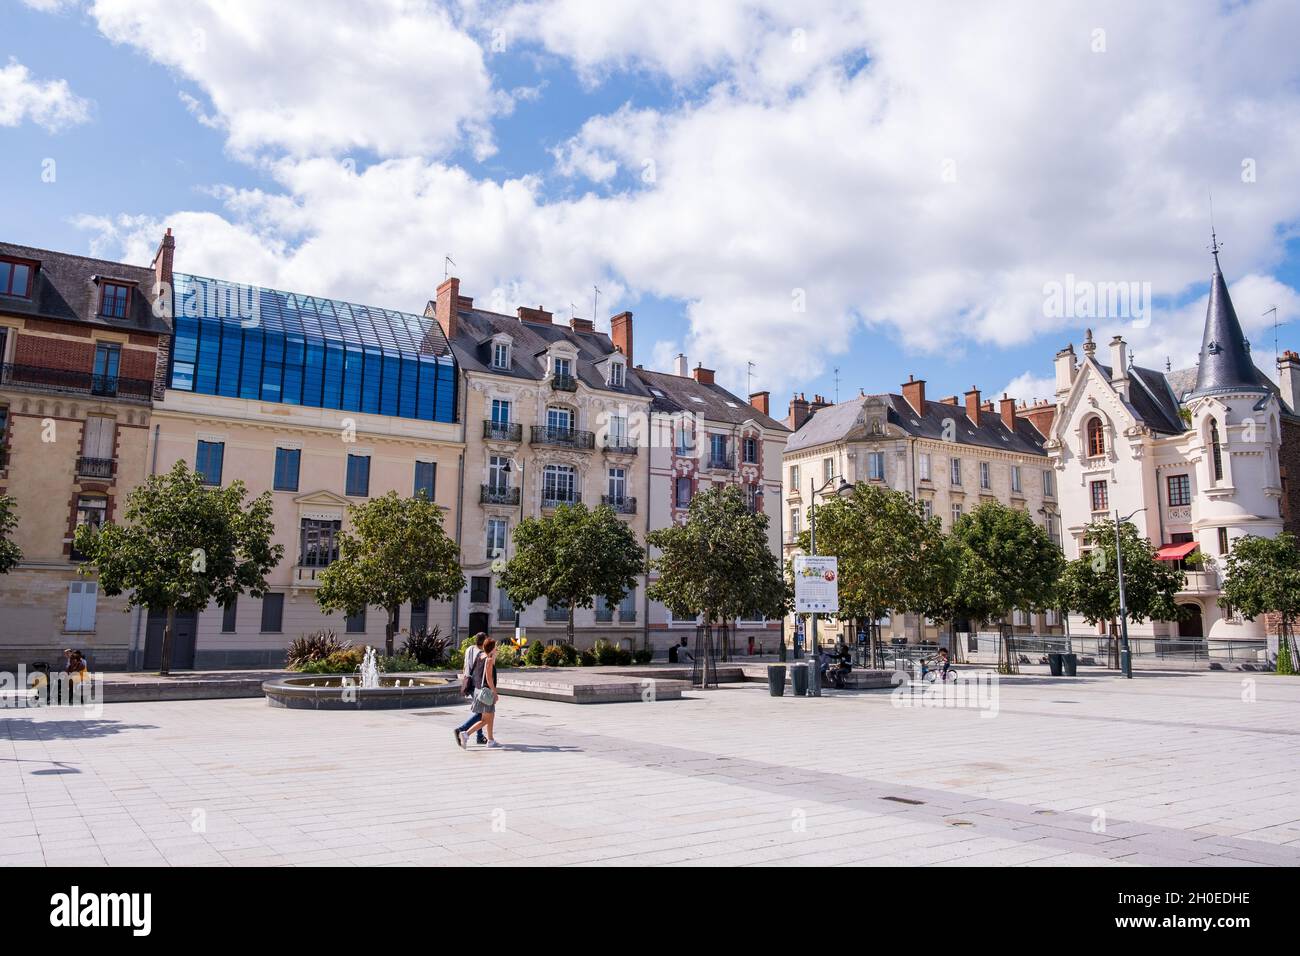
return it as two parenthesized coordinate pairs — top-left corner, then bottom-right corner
(782, 376), (1065, 645)
(1047, 250), (1297, 641)
(0, 237), (170, 669)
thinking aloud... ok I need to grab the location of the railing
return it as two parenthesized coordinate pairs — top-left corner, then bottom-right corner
(707, 454), (734, 470)
(956, 631), (1268, 668)
(1181, 569), (1219, 592)
(480, 484), (520, 505)
(551, 374), (578, 392)
(601, 437), (639, 455)
(1, 363), (153, 402)
(531, 425), (595, 449)
(601, 495), (637, 514)
(482, 420), (522, 442)
(0, 449), (7, 470)
(75, 457), (116, 479)
(541, 491), (582, 509)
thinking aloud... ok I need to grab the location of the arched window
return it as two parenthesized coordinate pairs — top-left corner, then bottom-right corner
(1086, 417), (1106, 457)
(1209, 418), (1223, 482)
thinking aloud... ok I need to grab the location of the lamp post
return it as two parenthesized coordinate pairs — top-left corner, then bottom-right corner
(807, 475), (854, 694)
(1113, 506), (1147, 680)
(500, 458), (527, 643)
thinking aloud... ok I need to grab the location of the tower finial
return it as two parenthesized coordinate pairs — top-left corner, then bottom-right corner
(1208, 194), (1222, 272)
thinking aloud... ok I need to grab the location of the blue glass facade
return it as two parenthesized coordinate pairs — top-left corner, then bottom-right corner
(167, 274), (457, 423)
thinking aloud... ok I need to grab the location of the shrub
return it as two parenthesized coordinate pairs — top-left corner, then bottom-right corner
(558, 642), (578, 666)
(401, 626), (450, 667)
(614, 647), (633, 666)
(297, 645), (367, 674)
(447, 648), (465, 671)
(542, 645), (567, 667)
(286, 630), (347, 670)
(1278, 637), (1296, 676)
(526, 639), (546, 666)
(495, 644), (519, 668)
(632, 648), (653, 665)
(578, 648), (597, 667)
(380, 654), (426, 672)
(592, 640), (621, 666)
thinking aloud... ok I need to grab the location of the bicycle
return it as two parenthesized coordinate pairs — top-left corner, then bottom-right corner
(920, 654), (958, 684)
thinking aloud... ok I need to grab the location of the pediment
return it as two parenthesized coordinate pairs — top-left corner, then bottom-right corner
(293, 489), (352, 508)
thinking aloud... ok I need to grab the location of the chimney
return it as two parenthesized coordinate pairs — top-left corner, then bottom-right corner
(901, 375), (926, 415)
(692, 363), (715, 386)
(964, 387), (981, 426)
(999, 393), (1017, 431)
(610, 311), (633, 364)
(1054, 344), (1077, 396)
(787, 393), (811, 430)
(1018, 398), (1058, 439)
(749, 390), (770, 416)
(569, 316), (593, 332)
(1279, 350), (1300, 414)
(151, 227), (174, 290)
(674, 353), (689, 377)
(1110, 335), (1128, 383)
(939, 395), (959, 406)
(517, 305), (552, 325)
(435, 276), (460, 340)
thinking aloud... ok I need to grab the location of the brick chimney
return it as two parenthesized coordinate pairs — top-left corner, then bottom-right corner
(964, 387), (981, 426)
(787, 392), (811, 430)
(151, 227), (174, 290)
(749, 390), (770, 416)
(939, 395), (959, 406)
(610, 311), (633, 364)
(693, 363), (715, 386)
(1278, 350), (1300, 414)
(569, 316), (593, 332)
(1018, 399), (1057, 439)
(435, 277), (461, 340)
(999, 393), (1017, 431)
(517, 305), (552, 325)
(901, 374), (926, 415)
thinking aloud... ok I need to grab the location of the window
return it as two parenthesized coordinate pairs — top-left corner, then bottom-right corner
(65, 581), (97, 632)
(1087, 417), (1106, 457)
(409, 597), (428, 633)
(0, 257), (34, 298)
(487, 517), (507, 559)
(492, 341), (510, 369)
(790, 508), (801, 537)
(743, 436), (758, 464)
(72, 495), (107, 560)
(920, 499), (933, 520)
(607, 466), (627, 503)
(222, 598), (238, 633)
(1011, 465), (1022, 493)
(1209, 418), (1223, 482)
(92, 343), (120, 396)
(1218, 527), (1230, 555)
(608, 413), (628, 447)
(950, 457), (962, 486)
(543, 464), (577, 505)
(978, 461), (990, 490)
(710, 434), (729, 466)
(609, 362), (624, 387)
(300, 518), (341, 567)
(1167, 474), (1191, 507)
(273, 448), (300, 492)
(488, 455), (510, 493)
(99, 282), (131, 318)
(918, 453), (931, 482)
(470, 576), (491, 603)
(345, 454), (370, 496)
(675, 476), (692, 508)
(546, 406), (573, 433)
(345, 609), (366, 633)
(545, 599), (568, 621)
(491, 398), (511, 425)
(81, 415), (115, 463)
(414, 461), (436, 500)
(261, 593), (284, 633)
(618, 588), (637, 622)
(497, 587), (516, 623)
(675, 424), (693, 455)
(595, 595), (615, 622)
(823, 457), (835, 482)
(951, 502), (962, 526)
(1090, 479), (1109, 512)
(196, 440), (224, 485)
(867, 451), (885, 481)
(1043, 469), (1055, 498)
(553, 357), (572, 380)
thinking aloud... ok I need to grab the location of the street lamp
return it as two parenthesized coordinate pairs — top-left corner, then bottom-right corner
(805, 475), (854, 688)
(500, 458), (527, 643)
(1113, 506), (1147, 680)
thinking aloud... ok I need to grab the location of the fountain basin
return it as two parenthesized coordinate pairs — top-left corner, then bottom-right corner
(262, 674), (461, 710)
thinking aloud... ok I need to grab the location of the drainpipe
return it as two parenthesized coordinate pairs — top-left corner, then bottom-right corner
(642, 406), (651, 650)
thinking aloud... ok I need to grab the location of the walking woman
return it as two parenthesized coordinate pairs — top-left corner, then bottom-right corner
(459, 638), (500, 749)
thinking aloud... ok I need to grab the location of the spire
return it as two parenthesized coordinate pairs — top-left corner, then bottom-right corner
(1189, 244), (1267, 398)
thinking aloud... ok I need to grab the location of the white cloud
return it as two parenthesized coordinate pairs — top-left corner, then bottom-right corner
(0, 58), (91, 131)
(1001, 371), (1058, 406)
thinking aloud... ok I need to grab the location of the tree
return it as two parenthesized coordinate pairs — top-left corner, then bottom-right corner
(946, 501), (1064, 671)
(73, 461), (282, 675)
(1219, 532), (1300, 674)
(1058, 518), (1185, 637)
(792, 484), (947, 661)
(500, 502), (645, 644)
(647, 485), (789, 653)
(316, 491), (465, 656)
(0, 493), (21, 574)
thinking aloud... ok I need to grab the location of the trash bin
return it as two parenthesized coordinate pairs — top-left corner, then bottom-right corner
(1062, 653), (1078, 677)
(767, 664), (787, 697)
(1048, 652), (1063, 676)
(791, 663), (809, 696)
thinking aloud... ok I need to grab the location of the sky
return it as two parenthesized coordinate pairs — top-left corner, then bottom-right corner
(3, 0), (1300, 416)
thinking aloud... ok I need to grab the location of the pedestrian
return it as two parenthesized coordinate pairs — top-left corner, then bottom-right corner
(453, 633), (488, 746)
(460, 639), (500, 749)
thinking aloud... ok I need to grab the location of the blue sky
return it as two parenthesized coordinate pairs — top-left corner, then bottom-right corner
(3, 0), (1299, 416)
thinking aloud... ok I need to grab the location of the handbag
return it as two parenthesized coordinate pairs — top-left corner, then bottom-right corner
(474, 685), (496, 707)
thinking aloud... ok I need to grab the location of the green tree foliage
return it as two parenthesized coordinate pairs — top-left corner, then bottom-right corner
(73, 461), (282, 674)
(1058, 518), (1184, 631)
(1219, 532), (1300, 674)
(0, 493), (22, 574)
(316, 491), (465, 656)
(946, 500), (1064, 628)
(647, 484), (789, 632)
(500, 502), (645, 644)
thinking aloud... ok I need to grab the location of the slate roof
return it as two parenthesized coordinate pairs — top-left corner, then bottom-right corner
(787, 393), (1047, 456)
(636, 369), (789, 431)
(1190, 254), (1271, 398)
(0, 241), (170, 335)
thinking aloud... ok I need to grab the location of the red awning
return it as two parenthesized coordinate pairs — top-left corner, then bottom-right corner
(1155, 541), (1198, 561)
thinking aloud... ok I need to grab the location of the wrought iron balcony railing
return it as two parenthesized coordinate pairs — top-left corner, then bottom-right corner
(551, 373), (578, 392)
(707, 454), (734, 470)
(76, 457), (115, 479)
(601, 436), (639, 455)
(601, 495), (637, 515)
(482, 420), (523, 442)
(1, 363), (153, 402)
(531, 425), (595, 449)
(480, 484), (521, 506)
(541, 490), (582, 509)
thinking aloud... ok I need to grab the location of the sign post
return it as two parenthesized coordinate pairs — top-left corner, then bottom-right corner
(794, 556), (839, 694)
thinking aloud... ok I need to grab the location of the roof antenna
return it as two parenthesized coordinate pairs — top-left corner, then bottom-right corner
(833, 366), (840, 404)
(1264, 305), (1279, 362)
(592, 284), (601, 324)
(443, 255), (456, 281)
(747, 361), (756, 396)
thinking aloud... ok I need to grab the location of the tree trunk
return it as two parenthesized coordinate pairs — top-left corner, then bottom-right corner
(567, 602), (575, 645)
(159, 605), (175, 676)
(386, 605), (398, 656)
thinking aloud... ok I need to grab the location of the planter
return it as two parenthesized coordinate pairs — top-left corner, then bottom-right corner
(1047, 652), (1063, 677)
(791, 663), (809, 696)
(1062, 653), (1078, 677)
(767, 664), (787, 697)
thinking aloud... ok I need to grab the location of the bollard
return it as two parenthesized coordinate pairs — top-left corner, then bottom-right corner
(767, 664), (787, 697)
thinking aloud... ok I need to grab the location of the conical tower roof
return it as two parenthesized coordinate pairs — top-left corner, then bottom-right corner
(1188, 243), (1268, 398)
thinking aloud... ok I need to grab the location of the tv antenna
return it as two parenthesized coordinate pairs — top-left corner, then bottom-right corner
(443, 255), (456, 281)
(1265, 305), (1279, 361)
(747, 361), (756, 396)
(833, 367), (840, 404)
(592, 284), (601, 323)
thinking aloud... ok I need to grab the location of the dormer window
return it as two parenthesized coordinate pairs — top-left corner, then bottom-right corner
(99, 281), (131, 318)
(609, 361), (625, 388)
(492, 341), (511, 370)
(0, 257), (35, 298)
(553, 357), (572, 378)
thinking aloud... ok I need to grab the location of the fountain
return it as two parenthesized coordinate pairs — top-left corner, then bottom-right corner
(262, 646), (461, 710)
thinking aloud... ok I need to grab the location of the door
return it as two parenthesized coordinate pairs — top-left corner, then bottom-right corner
(1177, 604), (1204, 640)
(468, 611), (491, 636)
(143, 608), (198, 670)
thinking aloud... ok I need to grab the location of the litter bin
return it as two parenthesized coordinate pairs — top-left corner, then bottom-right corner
(1062, 653), (1078, 677)
(1047, 652), (1063, 676)
(767, 664), (787, 697)
(791, 663), (809, 696)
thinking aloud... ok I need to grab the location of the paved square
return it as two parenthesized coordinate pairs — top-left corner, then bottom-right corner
(3, 669), (1299, 866)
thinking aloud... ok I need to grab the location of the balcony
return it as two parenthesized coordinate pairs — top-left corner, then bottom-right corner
(480, 484), (521, 506)
(76, 457), (116, 480)
(601, 495), (637, 515)
(601, 436), (639, 455)
(1181, 569), (1219, 593)
(541, 491), (582, 509)
(551, 373), (578, 392)
(1, 363), (153, 403)
(0, 448), (7, 470)
(707, 454), (734, 471)
(531, 425), (595, 450)
(482, 420), (523, 442)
